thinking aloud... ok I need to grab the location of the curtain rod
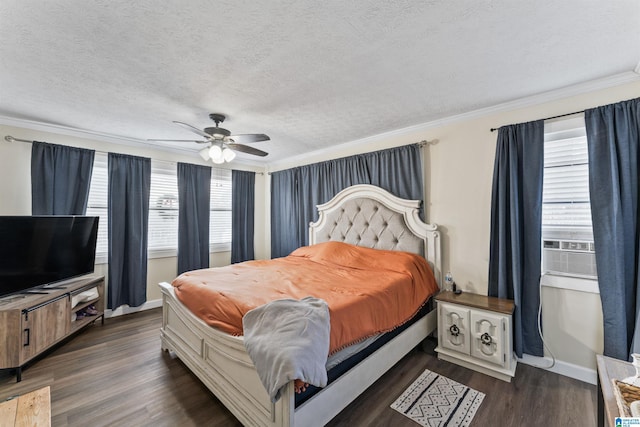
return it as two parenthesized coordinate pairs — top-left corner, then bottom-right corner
(5, 135), (112, 155)
(3, 135), (265, 175)
(489, 109), (585, 132)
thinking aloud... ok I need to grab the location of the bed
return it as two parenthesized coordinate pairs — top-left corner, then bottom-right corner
(159, 184), (442, 426)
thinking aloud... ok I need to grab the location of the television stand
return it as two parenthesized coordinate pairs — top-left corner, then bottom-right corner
(0, 275), (105, 382)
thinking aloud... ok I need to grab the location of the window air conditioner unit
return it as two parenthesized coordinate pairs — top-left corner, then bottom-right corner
(542, 240), (597, 279)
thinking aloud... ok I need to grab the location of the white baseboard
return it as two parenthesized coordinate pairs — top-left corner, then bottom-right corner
(518, 354), (597, 385)
(105, 299), (162, 318)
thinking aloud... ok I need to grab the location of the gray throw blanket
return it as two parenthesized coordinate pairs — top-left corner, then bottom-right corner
(242, 297), (331, 402)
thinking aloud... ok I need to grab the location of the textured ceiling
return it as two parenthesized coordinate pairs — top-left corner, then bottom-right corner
(0, 1), (638, 164)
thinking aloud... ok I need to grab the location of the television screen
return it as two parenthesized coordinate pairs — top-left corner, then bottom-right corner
(0, 216), (99, 298)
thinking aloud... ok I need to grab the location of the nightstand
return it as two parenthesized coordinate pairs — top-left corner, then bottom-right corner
(434, 291), (517, 382)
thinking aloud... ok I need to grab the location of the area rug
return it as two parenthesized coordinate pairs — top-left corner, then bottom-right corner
(390, 369), (485, 427)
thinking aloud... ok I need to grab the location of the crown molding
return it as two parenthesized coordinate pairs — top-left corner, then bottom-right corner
(268, 71), (640, 171)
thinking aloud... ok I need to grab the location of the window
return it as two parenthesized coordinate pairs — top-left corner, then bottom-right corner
(542, 116), (598, 291)
(86, 153), (108, 263)
(148, 160), (179, 255)
(210, 168), (232, 252)
(86, 155), (232, 263)
(542, 117), (592, 241)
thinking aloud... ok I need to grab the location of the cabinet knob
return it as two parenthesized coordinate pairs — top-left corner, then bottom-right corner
(480, 332), (493, 346)
(449, 324), (460, 337)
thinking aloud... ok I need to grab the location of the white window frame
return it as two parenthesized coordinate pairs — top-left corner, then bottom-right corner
(541, 115), (598, 294)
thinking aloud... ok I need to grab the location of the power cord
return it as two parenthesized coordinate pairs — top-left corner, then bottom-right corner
(533, 275), (556, 369)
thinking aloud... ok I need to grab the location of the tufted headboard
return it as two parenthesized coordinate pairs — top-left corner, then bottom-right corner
(309, 184), (442, 286)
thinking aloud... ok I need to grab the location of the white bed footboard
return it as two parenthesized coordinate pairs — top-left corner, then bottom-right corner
(160, 281), (437, 427)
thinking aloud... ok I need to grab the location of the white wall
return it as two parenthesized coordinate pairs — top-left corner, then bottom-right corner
(0, 123), (267, 306)
(264, 79), (640, 377)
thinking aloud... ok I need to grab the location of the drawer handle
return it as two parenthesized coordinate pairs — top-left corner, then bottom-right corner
(449, 324), (460, 337)
(480, 332), (493, 346)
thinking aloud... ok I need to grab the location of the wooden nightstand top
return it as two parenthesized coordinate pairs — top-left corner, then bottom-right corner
(435, 291), (515, 315)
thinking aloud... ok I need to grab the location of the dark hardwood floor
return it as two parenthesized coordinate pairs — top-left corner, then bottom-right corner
(0, 309), (596, 426)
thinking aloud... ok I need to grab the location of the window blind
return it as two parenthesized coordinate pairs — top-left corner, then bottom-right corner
(210, 168), (232, 250)
(86, 153), (108, 258)
(148, 160), (179, 252)
(542, 116), (593, 241)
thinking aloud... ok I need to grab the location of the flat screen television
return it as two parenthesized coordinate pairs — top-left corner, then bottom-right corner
(0, 216), (99, 298)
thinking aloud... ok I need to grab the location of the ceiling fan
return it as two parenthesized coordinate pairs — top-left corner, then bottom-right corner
(148, 113), (269, 163)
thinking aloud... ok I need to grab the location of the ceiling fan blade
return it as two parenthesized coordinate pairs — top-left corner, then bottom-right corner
(227, 143), (269, 157)
(147, 139), (208, 143)
(173, 121), (213, 139)
(227, 133), (270, 143)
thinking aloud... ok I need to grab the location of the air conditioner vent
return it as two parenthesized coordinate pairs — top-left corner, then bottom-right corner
(542, 240), (597, 279)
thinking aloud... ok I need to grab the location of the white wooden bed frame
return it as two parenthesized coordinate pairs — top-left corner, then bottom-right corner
(159, 184), (441, 426)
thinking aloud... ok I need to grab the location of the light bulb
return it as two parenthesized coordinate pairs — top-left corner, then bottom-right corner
(199, 147), (210, 161)
(209, 145), (223, 162)
(222, 148), (236, 162)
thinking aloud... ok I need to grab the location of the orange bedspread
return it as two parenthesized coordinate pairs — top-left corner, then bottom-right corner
(172, 241), (439, 354)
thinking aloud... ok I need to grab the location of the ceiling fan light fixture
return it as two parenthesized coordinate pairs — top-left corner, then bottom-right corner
(198, 147), (211, 161)
(222, 147), (236, 162)
(209, 144), (223, 162)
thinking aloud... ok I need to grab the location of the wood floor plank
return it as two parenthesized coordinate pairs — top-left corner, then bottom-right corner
(0, 308), (596, 426)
